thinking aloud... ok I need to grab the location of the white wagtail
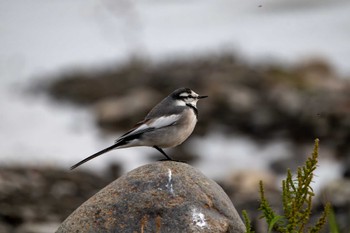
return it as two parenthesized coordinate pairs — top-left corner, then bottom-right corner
(70, 87), (208, 170)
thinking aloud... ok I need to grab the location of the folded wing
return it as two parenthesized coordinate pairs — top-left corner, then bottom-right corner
(116, 114), (181, 143)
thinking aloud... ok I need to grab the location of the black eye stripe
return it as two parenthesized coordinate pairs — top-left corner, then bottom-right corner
(178, 94), (195, 99)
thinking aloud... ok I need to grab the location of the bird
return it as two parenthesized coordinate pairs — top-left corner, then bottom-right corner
(70, 87), (208, 170)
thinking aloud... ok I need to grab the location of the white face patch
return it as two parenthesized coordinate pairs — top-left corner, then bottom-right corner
(179, 92), (190, 98)
(177, 91), (199, 107)
(175, 99), (187, 106)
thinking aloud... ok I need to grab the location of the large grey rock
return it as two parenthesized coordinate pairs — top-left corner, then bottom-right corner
(56, 161), (245, 233)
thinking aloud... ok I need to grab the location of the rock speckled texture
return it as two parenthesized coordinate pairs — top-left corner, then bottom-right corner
(56, 161), (245, 233)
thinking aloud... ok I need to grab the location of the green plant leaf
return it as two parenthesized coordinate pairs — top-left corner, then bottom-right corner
(268, 215), (284, 233)
(328, 205), (339, 233)
(242, 210), (254, 233)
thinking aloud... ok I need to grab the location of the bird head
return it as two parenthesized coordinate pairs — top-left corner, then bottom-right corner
(172, 87), (208, 107)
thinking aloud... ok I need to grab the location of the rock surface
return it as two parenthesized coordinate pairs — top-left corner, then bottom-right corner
(56, 161), (246, 233)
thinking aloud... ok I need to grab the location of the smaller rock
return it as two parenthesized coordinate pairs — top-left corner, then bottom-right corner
(319, 179), (350, 232)
(220, 170), (280, 208)
(0, 166), (116, 232)
(321, 179), (350, 207)
(0, 222), (12, 233)
(270, 156), (300, 175)
(15, 222), (60, 233)
(219, 170), (280, 233)
(343, 154), (350, 178)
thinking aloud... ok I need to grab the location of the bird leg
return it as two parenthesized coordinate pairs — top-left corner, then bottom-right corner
(153, 146), (173, 160)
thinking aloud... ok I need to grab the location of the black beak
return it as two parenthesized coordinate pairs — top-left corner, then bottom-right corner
(197, 95), (208, 99)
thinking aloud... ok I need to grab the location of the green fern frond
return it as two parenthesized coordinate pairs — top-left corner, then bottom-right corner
(258, 138), (329, 233)
(308, 202), (330, 233)
(259, 180), (285, 232)
(242, 210), (254, 233)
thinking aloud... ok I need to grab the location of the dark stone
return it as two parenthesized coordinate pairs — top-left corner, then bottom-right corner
(56, 161), (245, 233)
(0, 166), (120, 232)
(319, 179), (350, 231)
(343, 154), (350, 178)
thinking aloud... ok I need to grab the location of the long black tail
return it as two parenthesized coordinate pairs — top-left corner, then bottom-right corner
(70, 144), (119, 170)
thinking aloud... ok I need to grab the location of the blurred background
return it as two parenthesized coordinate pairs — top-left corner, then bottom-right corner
(1, 0), (350, 232)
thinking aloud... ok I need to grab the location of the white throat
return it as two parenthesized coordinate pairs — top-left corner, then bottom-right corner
(175, 99), (198, 107)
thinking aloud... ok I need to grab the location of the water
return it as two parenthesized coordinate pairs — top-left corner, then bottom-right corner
(0, 0), (347, 188)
